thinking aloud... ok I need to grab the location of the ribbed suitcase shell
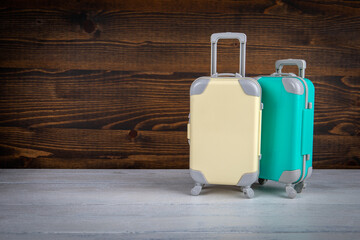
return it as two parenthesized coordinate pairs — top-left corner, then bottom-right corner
(256, 59), (315, 198)
(187, 33), (262, 197)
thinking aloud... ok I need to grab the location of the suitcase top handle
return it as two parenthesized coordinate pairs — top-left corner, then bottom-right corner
(275, 59), (306, 78)
(210, 32), (247, 78)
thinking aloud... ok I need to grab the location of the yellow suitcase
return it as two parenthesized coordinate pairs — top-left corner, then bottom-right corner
(188, 33), (262, 198)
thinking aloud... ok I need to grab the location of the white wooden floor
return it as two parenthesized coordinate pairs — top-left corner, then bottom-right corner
(0, 169), (359, 240)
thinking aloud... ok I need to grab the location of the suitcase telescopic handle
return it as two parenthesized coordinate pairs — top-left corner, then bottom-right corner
(210, 32), (247, 77)
(275, 59), (306, 78)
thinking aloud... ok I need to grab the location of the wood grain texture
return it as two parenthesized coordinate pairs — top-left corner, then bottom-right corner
(0, 0), (359, 168)
(0, 7), (359, 75)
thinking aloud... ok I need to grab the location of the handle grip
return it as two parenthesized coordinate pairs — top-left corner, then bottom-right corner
(210, 32), (247, 77)
(213, 73), (242, 77)
(271, 72), (297, 77)
(275, 59), (306, 78)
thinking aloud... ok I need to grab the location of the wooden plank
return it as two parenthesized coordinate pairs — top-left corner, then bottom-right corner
(0, 127), (359, 169)
(0, 69), (358, 133)
(0, 0), (275, 12)
(1, 0), (359, 14)
(0, 127), (189, 168)
(0, 40), (357, 75)
(0, 69), (192, 131)
(313, 136), (360, 168)
(0, 169), (359, 240)
(0, 8), (358, 74)
(0, 203), (359, 233)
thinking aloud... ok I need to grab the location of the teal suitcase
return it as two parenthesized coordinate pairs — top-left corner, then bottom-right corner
(256, 59), (315, 198)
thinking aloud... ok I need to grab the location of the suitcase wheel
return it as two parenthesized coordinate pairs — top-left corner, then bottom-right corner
(285, 185), (297, 199)
(294, 182), (306, 193)
(191, 183), (203, 196)
(258, 178), (268, 185)
(242, 187), (254, 199)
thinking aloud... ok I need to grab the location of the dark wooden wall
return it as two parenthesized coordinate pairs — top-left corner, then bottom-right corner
(0, 0), (359, 169)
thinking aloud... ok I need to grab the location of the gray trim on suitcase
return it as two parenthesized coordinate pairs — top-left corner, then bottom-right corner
(282, 77), (304, 95)
(280, 157), (312, 185)
(236, 171), (259, 187)
(190, 169), (208, 184)
(305, 167), (313, 180)
(279, 169), (301, 184)
(187, 114), (190, 145)
(297, 77), (309, 109)
(190, 77), (210, 96)
(238, 79), (261, 97)
(295, 155), (308, 184)
(239, 78), (263, 110)
(267, 74), (309, 110)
